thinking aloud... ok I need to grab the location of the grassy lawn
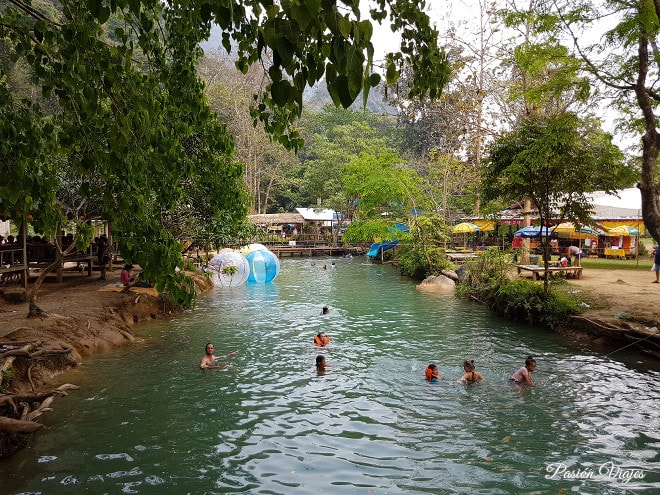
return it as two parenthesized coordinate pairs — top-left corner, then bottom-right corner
(581, 256), (652, 271)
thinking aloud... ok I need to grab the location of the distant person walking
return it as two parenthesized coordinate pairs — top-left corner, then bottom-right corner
(653, 245), (660, 283)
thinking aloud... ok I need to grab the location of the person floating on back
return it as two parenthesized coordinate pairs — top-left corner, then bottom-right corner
(425, 363), (441, 382)
(314, 332), (330, 346)
(510, 356), (536, 385)
(458, 360), (485, 384)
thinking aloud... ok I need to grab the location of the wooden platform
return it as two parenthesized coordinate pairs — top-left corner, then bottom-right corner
(516, 264), (583, 280)
(267, 245), (362, 257)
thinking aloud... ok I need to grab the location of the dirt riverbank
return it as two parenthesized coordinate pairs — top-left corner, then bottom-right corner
(0, 268), (213, 392)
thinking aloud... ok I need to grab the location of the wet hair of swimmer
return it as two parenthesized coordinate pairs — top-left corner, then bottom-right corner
(525, 355), (536, 367)
(463, 360), (475, 371)
(316, 355), (326, 366)
(427, 363), (437, 371)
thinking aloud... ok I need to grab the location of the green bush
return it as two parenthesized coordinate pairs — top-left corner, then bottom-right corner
(540, 289), (582, 328)
(397, 246), (454, 280)
(397, 249), (429, 280)
(455, 248), (584, 328)
(492, 279), (547, 324)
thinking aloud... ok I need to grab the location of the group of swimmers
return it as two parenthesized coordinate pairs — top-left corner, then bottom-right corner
(426, 356), (536, 385)
(200, 303), (537, 385)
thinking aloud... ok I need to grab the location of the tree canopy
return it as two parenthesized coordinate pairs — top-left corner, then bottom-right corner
(0, 0), (450, 308)
(484, 112), (632, 216)
(551, 0), (660, 244)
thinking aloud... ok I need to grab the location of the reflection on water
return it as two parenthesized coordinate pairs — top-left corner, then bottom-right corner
(1, 258), (659, 494)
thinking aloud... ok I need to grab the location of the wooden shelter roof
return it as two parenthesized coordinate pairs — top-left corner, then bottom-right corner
(247, 213), (305, 225)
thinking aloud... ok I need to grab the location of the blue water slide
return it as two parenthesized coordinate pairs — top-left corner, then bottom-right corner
(367, 239), (399, 257)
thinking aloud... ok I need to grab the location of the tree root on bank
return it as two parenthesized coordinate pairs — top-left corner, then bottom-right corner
(0, 383), (80, 459)
(27, 301), (49, 318)
(1, 343), (81, 459)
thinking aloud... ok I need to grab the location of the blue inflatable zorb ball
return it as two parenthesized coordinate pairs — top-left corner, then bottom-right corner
(245, 249), (280, 283)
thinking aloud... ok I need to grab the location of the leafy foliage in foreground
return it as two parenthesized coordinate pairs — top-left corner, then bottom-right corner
(0, 0), (450, 310)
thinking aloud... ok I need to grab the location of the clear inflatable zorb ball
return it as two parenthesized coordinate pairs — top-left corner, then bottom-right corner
(208, 251), (250, 287)
(245, 249), (281, 283)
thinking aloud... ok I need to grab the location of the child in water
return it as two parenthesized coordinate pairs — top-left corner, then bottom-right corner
(314, 332), (330, 346)
(425, 363), (441, 382)
(510, 356), (536, 385)
(458, 360), (485, 383)
(316, 355), (330, 374)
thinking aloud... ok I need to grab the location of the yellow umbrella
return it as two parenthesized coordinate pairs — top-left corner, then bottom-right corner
(452, 222), (481, 234)
(608, 225), (639, 236)
(553, 222), (599, 240)
(452, 222), (480, 249)
(553, 222), (577, 233)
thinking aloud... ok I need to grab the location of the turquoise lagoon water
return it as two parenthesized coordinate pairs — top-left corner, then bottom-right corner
(1, 258), (659, 494)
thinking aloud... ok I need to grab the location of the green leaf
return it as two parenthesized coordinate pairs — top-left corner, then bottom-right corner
(271, 80), (292, 107)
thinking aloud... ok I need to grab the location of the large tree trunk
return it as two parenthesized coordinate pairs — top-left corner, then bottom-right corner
(0, 384), (80, 459)
(27, 257), (62, 317)
(27, 240), (78, 317)
(635, 31), (660, 244)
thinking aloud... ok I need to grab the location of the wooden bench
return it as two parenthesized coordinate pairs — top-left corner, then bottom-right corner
(29, 252), (93, 282)
(516, 264), (583, 280)
(446, 252), (479, 263)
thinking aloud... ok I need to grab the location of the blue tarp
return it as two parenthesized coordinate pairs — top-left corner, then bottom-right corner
(514, 226), (553, 238)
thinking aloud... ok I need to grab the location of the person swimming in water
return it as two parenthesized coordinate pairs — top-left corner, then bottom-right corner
(316, 355), (330, 374)
(425, 363), (441, 382)
(199, 343), (238, 369)
(458, 360), (485, 383)
(314, 332), (330, 346)
(510, 356), (536, 385)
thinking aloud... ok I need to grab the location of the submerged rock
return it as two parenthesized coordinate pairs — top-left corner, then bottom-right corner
(416, 275), (456, 293)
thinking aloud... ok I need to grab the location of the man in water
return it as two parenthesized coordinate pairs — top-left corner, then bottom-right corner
(199, 343), (237, 369)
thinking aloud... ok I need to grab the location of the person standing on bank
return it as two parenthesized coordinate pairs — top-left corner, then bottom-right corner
(96, 234), (109, 281)
(652, 245), (660, 283)
(566, 245), (584, 267)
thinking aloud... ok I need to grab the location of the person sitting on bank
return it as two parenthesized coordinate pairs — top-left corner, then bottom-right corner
(121, 264), (135, 286)
(199, 342), (238, 369)
(458, 360), (485, 384)
(121, 264), (153, 288)
(425, 363), (441, 382)
(314, 332), (330, 346)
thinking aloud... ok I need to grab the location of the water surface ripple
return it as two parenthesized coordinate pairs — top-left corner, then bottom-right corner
(1, 258), (658, 494)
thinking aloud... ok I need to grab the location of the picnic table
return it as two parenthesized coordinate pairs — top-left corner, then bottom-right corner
(447, 253), (479, 263)
(604, 248), (626, 259)
(516, 264), (583, 280)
